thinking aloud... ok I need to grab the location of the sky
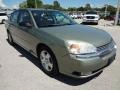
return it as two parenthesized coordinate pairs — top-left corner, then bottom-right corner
(0, 0), (118, 8)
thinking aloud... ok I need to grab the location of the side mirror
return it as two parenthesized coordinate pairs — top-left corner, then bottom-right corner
(19, 21), (33, 28)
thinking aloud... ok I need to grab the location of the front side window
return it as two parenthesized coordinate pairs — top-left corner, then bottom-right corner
(31, 10), (76, 28)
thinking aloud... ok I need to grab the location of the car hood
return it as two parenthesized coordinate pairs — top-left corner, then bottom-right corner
(40, 24), (112, 47)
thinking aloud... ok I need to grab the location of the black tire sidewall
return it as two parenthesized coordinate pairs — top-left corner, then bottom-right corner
(2, 20), (5, 24)
(7, 32), (14, 45)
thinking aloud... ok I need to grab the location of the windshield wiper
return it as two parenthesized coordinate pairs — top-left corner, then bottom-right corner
(40, 24), (61, 27)
(61, 23), (75, 26)
(40, 23), (75, 27)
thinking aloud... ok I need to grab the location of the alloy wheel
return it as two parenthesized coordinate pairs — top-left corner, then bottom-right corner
(40, 50), (53, 72)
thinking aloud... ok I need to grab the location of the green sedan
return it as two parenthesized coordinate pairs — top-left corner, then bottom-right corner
(5, 8), (117, 78)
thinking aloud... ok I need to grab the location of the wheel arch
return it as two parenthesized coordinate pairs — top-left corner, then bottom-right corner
(36, 43), (59, 72)
(36, 43), (56, 59)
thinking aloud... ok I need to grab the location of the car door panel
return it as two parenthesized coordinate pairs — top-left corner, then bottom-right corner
(16, 26), (39, 51)
(16, 10), (40, 53)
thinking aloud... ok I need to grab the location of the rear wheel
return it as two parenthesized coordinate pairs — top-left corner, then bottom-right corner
(7, 31), (14, 45)
(38, 46), (59, 76)
(2, 20), (5, 24)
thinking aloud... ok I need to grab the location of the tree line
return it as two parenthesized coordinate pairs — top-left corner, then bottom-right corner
(19, 0), (117, 15)
(19, 0), (62, 10)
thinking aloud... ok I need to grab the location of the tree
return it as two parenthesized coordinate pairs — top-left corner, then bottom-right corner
(84, 3), (91, 11)
(27, 0), (43, 8)
(93, 7), (101, 11)
(43, 4), (54, 9)
(19, 1), (27, 8)
(19, 0), (43, 8)
(101, 5), (116, 15)
(53, 1), (61, 10)
(68, 7), (77, 11)
(77, 6), (84, 11)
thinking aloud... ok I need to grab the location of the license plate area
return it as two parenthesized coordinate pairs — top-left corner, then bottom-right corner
(92, 54), (116, 73)
(107, 55), (116, 66)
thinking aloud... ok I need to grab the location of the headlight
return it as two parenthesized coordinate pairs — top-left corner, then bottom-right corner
(95, 16), (99, 18)
(66, 40), (97, 55)
(83, 16), (86, 18)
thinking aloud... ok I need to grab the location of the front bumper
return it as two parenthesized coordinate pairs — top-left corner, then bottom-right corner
(58, 48), (116, 78)
(82, 18), (99, 23)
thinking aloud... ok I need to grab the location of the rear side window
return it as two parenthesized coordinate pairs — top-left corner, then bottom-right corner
(0, 13), (7, 16)
(10, 11), (19, 23)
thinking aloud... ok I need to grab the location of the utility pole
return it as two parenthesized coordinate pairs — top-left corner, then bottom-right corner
(26, 0), (28, 8)
(35, 0), (37, 8)
(105, 4), (108, 17)
(115, 0), (120, 25)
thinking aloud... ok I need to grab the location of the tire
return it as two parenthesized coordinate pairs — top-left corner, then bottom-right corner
(38, 46), (59, 77)
(2, 20), (5, 24)
(7, 31), (14, 45)
(95, 22), (98, 25)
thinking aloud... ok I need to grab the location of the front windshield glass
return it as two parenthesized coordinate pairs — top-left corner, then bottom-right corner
(86, 11), (97, 14)
(0, 13), (7, 16)
(31, 10), (76, 27)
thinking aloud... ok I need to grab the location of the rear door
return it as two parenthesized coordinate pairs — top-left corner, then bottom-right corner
(16, 10), (38, 52)
(8, 10), (21, 43)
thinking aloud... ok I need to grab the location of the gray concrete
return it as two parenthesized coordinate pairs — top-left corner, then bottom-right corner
(0, 21), (120, 90)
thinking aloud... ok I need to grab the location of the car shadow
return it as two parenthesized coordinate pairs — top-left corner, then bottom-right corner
(6, 39), (102, 86)
(81, 22), (98, 25)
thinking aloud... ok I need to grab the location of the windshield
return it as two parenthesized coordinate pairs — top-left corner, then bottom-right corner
(86, 11), (97, 14)
(31, 10), (76, 27)
(0, 13), (7, 16)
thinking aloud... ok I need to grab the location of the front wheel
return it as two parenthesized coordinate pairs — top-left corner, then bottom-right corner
(38, 46), (59, 76)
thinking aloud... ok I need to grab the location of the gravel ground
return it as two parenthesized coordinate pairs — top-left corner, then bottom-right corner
(0, 20), (120, 90)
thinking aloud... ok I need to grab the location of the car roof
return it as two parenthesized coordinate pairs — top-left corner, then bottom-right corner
(18, 8), (59, 12)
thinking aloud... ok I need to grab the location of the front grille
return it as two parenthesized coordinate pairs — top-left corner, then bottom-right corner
(97, 41), (115, 57)
(86, 16), (95, 19)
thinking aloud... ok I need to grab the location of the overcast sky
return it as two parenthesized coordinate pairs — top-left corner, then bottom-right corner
(0, 0), (6, 7)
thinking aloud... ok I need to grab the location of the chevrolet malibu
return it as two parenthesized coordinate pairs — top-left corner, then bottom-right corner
(5, 9), (117, 78)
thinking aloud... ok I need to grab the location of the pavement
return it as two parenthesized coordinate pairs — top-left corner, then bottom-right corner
(0, 20), (120, 90)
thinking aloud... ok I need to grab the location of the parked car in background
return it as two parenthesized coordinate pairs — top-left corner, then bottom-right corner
(69, 13), (82, 19)
(69, 13), (78, 19)
(82, 11), (100, 25)
(6, 9), (117, 78)
(104, 15), (115, 21)
(0, 12), (8, 24)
